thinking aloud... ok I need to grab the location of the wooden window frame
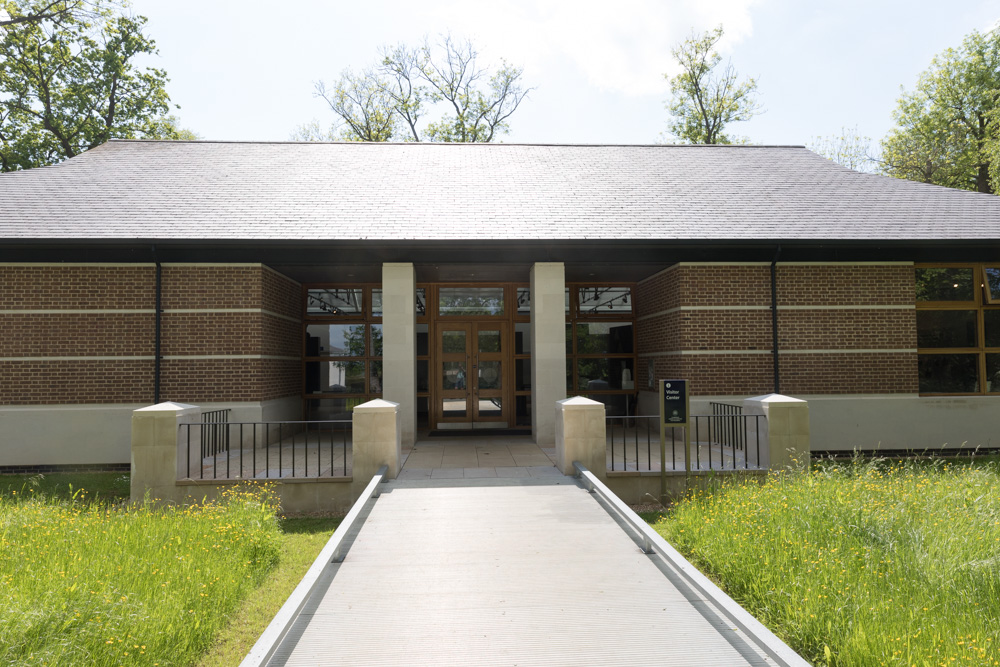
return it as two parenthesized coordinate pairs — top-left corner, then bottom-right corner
(915, 263), (1000, 396)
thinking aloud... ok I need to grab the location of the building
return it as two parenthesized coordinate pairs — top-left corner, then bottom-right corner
(1, 140), (999, 469)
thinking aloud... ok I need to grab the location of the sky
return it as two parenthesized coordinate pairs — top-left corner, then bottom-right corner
(130, 0), (999, 147)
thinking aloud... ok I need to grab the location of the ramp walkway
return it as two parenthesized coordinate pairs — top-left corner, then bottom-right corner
(247, 471), (805, 666)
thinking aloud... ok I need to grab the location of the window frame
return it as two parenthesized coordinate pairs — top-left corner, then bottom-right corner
(915, 263), (1000, 396)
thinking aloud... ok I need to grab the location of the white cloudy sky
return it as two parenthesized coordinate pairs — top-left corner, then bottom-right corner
(131, 0), (999, 146)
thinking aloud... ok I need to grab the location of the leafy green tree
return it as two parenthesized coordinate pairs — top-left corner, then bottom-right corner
(664, 26), (761, 144)
(0, 0), (185, 171)
(880, 29), (1000, 193)
(808, 126), (877, 173)
(302, 35), (530, 143)
(0, 0), (95, 28)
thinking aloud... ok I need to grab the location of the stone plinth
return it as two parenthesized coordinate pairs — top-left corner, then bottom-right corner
(743, 394), (810, 470)
(352, 399), (400, 497)
(131, 402), (202, 503)
(555, 396), (606, 479)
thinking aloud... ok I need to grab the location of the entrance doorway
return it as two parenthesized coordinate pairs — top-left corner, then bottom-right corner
(435, 322), (508, 429)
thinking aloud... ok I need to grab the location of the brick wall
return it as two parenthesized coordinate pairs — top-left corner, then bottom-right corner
(0, 264), (302, 406)
(636, 263), (917, 396)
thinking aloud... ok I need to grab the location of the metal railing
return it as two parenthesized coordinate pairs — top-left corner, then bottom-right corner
(709, 402), (746, 453)
(181, 420), (351, 480)
(200, 409), (231, 458)
(607, 415), (663, 472)
(607, 413), (765, 473)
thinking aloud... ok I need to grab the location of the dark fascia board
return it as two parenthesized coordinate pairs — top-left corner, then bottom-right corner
(2, 238), (1000, 265)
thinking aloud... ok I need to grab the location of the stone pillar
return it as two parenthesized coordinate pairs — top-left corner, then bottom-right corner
(530, 262), (567, 445)
(382, 263), (417, 446)
(743, 394), (810, 470)
(555, 396), (606, 480)
(352, 399), (401, 497)
(131, 402), (202, 503)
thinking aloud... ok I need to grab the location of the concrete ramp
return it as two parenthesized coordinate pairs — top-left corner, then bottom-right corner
(265, 477), (781, 666)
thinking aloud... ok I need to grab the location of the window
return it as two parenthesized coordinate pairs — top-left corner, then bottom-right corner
(565, 285), (636, 415)
(303, 285), (382, 419)
(915, 265), (1000, 394)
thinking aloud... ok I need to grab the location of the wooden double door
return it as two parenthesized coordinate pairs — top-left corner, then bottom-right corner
(435, 322), (509, 429)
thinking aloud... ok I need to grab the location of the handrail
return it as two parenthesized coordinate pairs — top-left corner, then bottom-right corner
(573, 462), (810, 667)
(239, 465), (388, 667)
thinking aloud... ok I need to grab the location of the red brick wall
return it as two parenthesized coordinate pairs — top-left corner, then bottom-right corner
(637, 263), (917, 396)
(0, 264), (302, 406)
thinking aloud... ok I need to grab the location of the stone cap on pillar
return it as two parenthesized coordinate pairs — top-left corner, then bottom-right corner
(355, 398), (400, 413)
(557, 396), (604, 409)
(745, 394), (806, 404)
(134, 402), (200, 414)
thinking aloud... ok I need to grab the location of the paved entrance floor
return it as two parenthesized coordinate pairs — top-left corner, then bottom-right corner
(399, 435), (561, 480)
(269, 479), (774, 666)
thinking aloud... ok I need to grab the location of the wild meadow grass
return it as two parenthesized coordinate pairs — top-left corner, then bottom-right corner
(0, 482), (283, 665)
(652, 458), (1000, 666)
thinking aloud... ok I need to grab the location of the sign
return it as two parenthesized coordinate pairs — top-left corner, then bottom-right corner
(660, 379), (689, 427)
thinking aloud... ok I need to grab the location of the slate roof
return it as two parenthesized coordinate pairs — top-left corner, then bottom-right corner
(1, 140), (998, 242)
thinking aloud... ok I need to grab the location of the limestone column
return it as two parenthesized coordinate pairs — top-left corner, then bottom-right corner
(530, 262), (567, 445)
(381, 263), (417, 446)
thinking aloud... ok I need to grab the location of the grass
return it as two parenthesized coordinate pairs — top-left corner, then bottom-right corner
(650, 458), (1000, 666)
(0, 472), (130, 502)
(196, 516), (342, 666)
(0, 482), (283, 665)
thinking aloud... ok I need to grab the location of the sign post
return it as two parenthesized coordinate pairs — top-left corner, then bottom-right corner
(659, 379), (690, 502)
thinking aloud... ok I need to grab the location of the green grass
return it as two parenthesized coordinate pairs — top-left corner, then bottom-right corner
(0, 483), (283, 665)
(651, 459), (1000, 666)
(196, 516), (342, 666)
(0, 472), (130, 502)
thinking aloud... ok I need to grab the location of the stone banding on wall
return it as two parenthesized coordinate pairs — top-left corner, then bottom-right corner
(636, 262), (917, 396)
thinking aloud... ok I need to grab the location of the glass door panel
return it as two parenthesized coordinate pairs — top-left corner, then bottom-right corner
(434, 322), (509, 429)
(472, 326), (506, 426)
(437, 323), (471, 426)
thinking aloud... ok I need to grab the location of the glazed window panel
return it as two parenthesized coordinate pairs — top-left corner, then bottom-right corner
(575, 322), (634, 354)
(915, 311), (977, 348)
(307, 288), (364, 316)
(305, 360), (366, 394)
(985, 267), (1000, 304)
(305, 324), (368, 356)
(577, 286), (632, 314)
(984, 310), (1000, 348)
(914, 268), (975, 302)
(576, 358), (635, 391)
(986, 354), (1000, 393)
(438, 287), (504, 316)
(917, 354), (979, 394)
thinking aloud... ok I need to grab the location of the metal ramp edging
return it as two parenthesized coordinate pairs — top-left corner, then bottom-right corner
(573, 462), (811, 667)
(239, 465), (388, 667)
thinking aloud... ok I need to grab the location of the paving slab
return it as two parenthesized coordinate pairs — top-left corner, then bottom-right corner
(271, 481), (774, 666)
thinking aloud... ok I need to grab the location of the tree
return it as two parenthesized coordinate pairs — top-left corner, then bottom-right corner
(808, 126), (878, 173)
(664, 26), (761, 144)
(880, 29), (1000, 194)
(301, 35), (530, 143)
(0, 0), (101, 28)
(0, 0), (184, 171)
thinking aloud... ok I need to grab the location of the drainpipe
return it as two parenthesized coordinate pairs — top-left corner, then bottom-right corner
(770, 246), (782, 394)
(154, 248), (162, 404)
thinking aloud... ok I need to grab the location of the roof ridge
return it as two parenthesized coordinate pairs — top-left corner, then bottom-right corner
(105, 139), (808, 149)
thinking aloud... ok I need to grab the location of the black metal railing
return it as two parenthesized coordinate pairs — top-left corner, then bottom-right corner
(607, 415), (664, 472)
(200, 409), (231, 458)
(709, 402), (746, 453)
(606, 413), (765, 473)
(181, 420), (351, 480)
